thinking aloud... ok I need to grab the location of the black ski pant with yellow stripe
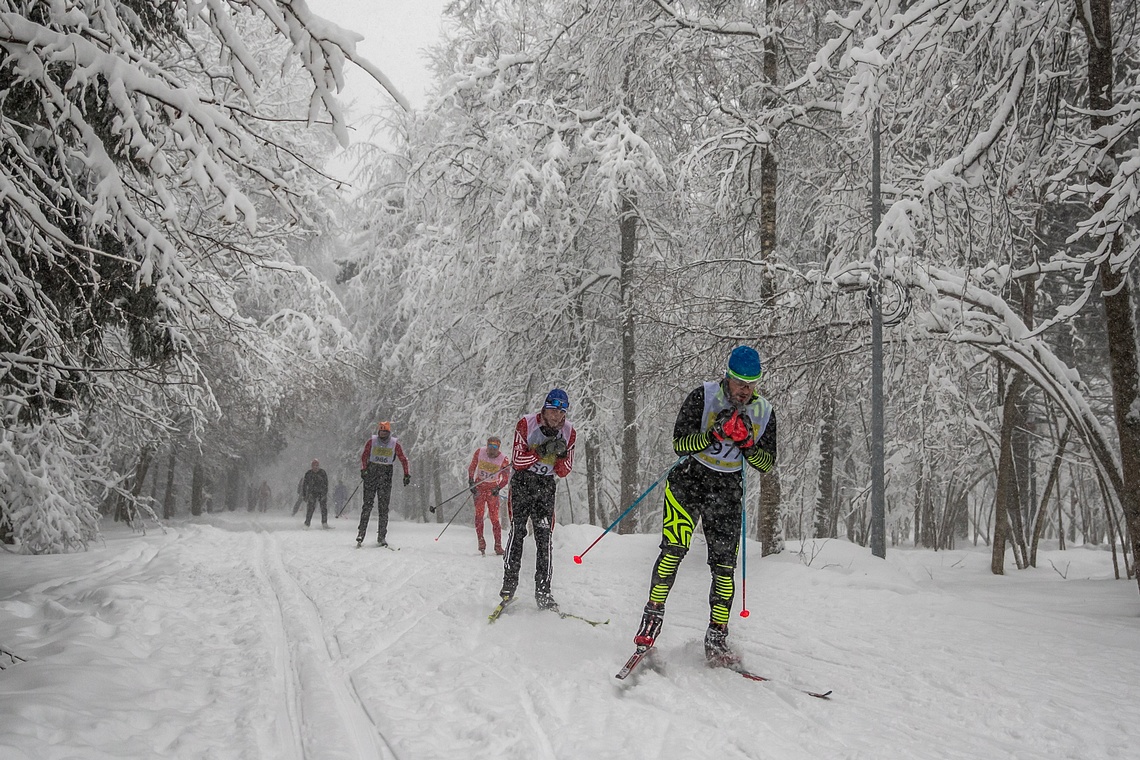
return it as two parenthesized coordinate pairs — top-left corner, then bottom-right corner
(645, 458), (743, 626)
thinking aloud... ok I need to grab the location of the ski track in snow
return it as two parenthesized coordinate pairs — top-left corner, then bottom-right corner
(0, 513), (1137, 759)
(254, 529), (399, 759)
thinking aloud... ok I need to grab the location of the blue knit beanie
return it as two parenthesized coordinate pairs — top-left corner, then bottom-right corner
(543, 388), (570, 411)
(726, 346), (763, 383)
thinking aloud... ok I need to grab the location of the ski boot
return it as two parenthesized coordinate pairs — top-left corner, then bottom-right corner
(633, 602), (664, 648)
(704, 623), (741, 667)
(535, 592), (559, 613)
(494, 545), (504, 556)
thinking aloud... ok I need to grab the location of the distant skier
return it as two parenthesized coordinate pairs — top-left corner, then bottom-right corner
(631, 345), (777, 666)
(467, 436), (510, 556)
(332, 481), (348, 517)
(498, 389), (576, 612)
(357, 422), (410, 547)
(301, 459), (330, 528)
(257, 480), (271, 512)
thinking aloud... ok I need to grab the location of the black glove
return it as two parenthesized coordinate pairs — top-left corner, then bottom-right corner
(403, 474), (411, 486)
(429, 505), (436, 513)
(491, 488), (500, 496)
(468, 479), (477, 495)
(537, 437), (564, 458)
(710, 408), (740, 443)
(360, 469), (367, 479)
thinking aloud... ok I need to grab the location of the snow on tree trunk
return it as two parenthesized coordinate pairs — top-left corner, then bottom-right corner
(814, 394), (837, 539)
(618, 192), (640, 535)
(1082, 0), (1140, 593)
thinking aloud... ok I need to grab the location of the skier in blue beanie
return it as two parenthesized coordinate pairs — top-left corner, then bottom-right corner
(497, 388), (576, 612)
(631, 345), (777, 665)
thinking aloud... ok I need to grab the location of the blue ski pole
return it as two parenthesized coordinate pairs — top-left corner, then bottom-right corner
(573, 457), (685, 564)
(739, 468), (750, 618)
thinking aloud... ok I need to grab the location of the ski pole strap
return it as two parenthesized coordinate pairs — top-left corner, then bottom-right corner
(575, 456), (686, 562)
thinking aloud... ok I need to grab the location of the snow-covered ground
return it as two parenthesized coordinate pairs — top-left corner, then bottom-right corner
(0, 510), (1135, 759)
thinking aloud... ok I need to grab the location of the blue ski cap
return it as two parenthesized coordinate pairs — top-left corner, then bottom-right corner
(726, 345), (763, 383)
(543, 388), (570, 411)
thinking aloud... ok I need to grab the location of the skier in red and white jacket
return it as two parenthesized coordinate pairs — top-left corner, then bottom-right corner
(467, 436), (511, 556)
(498, 388), (575, 612)
(356, 421), (410, 548)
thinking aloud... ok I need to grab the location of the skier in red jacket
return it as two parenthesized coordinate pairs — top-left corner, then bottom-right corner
(467, 436), (511, 556)
(498, 389), (575, 612)
(357, 422), (410, 548)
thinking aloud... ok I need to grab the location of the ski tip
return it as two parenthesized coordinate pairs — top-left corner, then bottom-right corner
(614, 646), (654, 680)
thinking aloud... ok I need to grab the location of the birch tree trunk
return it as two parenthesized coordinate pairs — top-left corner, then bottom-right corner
(759, 472), (783, 555)
(617, 192), (640, 534)
(814, 394), (836, 538)
(585, 441), (603, 527)
(756, 2), (783, 554)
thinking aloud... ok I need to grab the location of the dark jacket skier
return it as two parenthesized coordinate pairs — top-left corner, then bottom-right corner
(302, 460), (329, 527)
(632, 346), (777, 666)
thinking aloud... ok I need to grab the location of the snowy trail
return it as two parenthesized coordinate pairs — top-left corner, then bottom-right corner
(255, 530), (399, 760)
(1, 513), (1137, 759)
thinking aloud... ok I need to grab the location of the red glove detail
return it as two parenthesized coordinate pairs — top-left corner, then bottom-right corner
(724, 412), (748, 442)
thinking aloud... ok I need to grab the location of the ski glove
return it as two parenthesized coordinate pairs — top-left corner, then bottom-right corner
(360, 469), (367, 479)
(491, 488), (500, 496)
(711, 410), (755, 449)
(403, 474), (411, 486)
(552, 437), (569, 459)
(728, 412), (755, 448)
(709, 408), (737, 442)
(469, 479), (477, 495)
